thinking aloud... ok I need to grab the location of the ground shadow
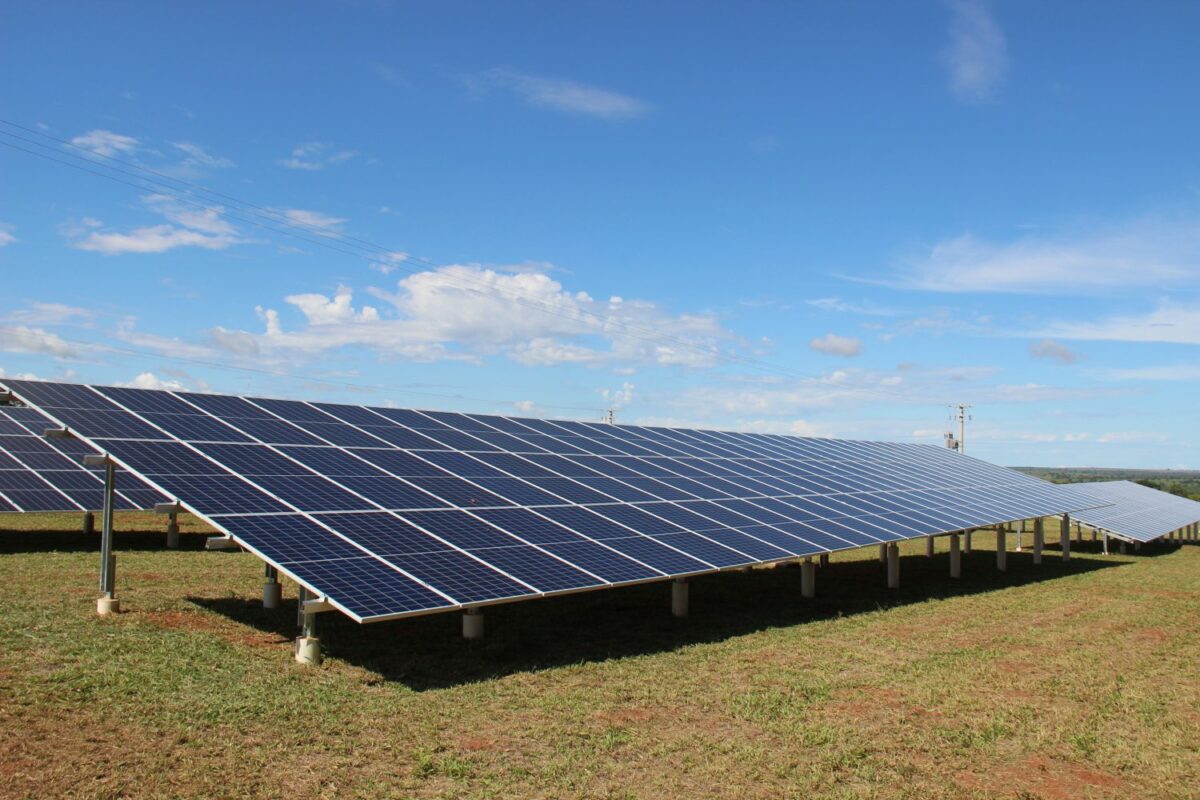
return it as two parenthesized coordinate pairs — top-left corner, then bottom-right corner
(189, 541), (1170, 691)
(0, 528), (211, 554)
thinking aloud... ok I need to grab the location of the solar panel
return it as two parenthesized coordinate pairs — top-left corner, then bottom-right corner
(0, 378), (1105, 623)
(0, 405), (168, 512)
(1064, 480), (1200, 543)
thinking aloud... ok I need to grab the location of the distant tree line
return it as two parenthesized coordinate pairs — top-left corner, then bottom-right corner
(1015, 467), (1200, 502)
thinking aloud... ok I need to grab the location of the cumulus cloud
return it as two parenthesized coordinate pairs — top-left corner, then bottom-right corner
(943, 0), (1008, 102)
(209, 265), (729, 369)
(1028, 339), (1079, 364)
(71, 129), (139, 157)
(809, 333), (862, 358)
(118, 371), (188, 391)
(68, 194), (242, 255)
(0, 325), (79, 358)
(280, 142), (359, 170)
(470, 68), (650, 119)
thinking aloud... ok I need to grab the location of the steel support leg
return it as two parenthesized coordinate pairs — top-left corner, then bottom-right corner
(1061, 514), (1071, 562)
(949, 533), (961, 579)
(97, 460), (118, 616)
(1033, 518), (1044, 565)
(996, 528), (1007, 572)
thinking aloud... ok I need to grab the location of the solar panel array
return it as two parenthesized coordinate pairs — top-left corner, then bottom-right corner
(1, 379), (1103, 623)
(0, 405), (167, 513)
(1066, 480), (1200, 543)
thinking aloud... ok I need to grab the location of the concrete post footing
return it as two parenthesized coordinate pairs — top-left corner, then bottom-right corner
(463, 608), (484, 640)
(97, 596), (119, 615)
(671, 579), (689, 618)
(263, 581), (282, 609)
(800, 557), (815, 598)
(949, 533), (961, 579)
(996, 529), (1007, 572)
(295, 636), (321, 665)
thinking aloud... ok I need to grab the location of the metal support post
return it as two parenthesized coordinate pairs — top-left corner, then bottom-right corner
(671, 578), (689, 618)
(296, 585), (308, 627)
(1102, 532), (1109, 556)
(87, 456), (119, 616)
(82, 511), (95, 534)
(964, 529), (973, 553)
(818, 552), (829, 569)
(996, 528), (1007, 572)
(1061, 513), (1071, 561)
(926, 536), (935, 557)
(878, 543), (887, 563)
(800, 557), (815, 598)
(949, 532), (961, 578)
(886, 542), (900, 589)
(263, 563), (281, 609)
(1033, 517), (1044, 565)
(1016, 519), (1024, 551)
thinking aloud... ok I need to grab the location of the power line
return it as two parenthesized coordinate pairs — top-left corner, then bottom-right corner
(0, 119), (821, 383)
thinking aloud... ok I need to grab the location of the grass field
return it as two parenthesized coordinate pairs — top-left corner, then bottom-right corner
(2, 512), (1198, 799)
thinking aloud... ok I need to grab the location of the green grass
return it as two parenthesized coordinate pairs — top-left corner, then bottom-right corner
(1, 512), (1198, 799)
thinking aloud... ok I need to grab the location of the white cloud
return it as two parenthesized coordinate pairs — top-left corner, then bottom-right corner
(370, 251), (410, 275)
(885, 216), (1200, 294)
(268, 207), (346, 237)
(118, 371), (188, 391)
(1096, 431), (1169, 445)
(1028, 339), (1079, 364)
(210, 264), (729, 369)
(0, 225), (15, 247)
(68, 195), (242, 255)
(280, 142), (359, 170)
(0, 325), (79, 358)
(806, 297), (895, 316)
(471, 68), (650, 119)
(1098, 364), (1200, 381)
(943, 0), (1008, 102)
(5, 302), (95, 326)
(172, 141), (234, 169)
(601, 381), (635, 410)
(0, 366), (44, 381)
(809, 333), (862, 358)
(71, 129), (139, 157)
(1039, 301), (1200, 345)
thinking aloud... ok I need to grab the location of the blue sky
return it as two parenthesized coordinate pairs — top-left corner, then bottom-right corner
(1, 1), (1198, 469)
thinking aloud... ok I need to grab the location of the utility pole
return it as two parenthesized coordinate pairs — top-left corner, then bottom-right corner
(604, 408), (616, 425)
(947, 404), (972, 454)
